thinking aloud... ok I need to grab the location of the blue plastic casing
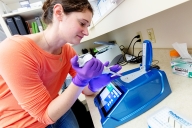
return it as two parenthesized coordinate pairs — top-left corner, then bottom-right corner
(94, 40), (172, 128)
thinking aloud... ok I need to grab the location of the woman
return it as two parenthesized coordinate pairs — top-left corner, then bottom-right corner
(0, 0), (121, 127)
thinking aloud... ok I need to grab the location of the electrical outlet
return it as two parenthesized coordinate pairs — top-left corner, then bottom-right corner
(137, 31), (143, 43)
(147, 28), (156, 43)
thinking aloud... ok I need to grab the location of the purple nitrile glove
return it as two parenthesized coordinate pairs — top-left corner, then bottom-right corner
(88, 61), (122, 92)
(71, 55), (104, 87)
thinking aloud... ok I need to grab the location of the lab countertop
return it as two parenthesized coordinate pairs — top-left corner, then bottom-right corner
(85, 62), (192, 128)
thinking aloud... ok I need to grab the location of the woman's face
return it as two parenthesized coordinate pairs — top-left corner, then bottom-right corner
(59, 9), (92, 45)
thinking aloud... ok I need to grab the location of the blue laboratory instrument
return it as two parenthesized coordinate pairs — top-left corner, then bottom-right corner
(94, 40), (172, 128)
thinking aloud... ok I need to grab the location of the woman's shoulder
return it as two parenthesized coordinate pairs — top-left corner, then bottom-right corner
(0, 35), (27, 49)
(0, 35), (40, 57)
(1, 35), (32, 46)
(0, 35), (37, 64)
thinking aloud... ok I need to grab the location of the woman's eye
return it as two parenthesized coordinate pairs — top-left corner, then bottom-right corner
(80, 22), (85, 26)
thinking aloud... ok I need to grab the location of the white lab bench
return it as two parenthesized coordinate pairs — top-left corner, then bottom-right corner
(85, 62), (192, 128)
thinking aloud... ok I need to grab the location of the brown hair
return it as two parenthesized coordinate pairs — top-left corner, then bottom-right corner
(42, 0), (93, 24)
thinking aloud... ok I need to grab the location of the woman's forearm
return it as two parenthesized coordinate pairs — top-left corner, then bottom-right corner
(47, 82), (84, 122)
(82, 85), (95, 96)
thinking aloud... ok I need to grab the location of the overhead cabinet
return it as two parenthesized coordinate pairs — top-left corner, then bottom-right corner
(81, 0), (189, 42)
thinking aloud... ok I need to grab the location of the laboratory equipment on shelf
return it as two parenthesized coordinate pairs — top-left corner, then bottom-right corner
(93, 41), (123, 66)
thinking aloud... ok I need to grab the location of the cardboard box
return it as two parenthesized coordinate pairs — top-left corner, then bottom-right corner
(171, 57), (192, 78)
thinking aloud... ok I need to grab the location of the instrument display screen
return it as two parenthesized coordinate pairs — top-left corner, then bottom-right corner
(98, 82), (123, 114)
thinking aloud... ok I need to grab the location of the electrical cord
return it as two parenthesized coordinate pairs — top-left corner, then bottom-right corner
(126, 35), (140, 54)
(117, 55), (129, 66)
(152, 60), (159, 66)
(119, 45), (132, 65)
(117, 35), (141, 65)
(118, 36), (161, 69)
(117, 45), (129, 66)
(150, 60), (160, 69)
(129, 39), (142, 64)
(117, 35), (141, 66)
(119, 45), (126, 53)
(131, 39), (141, 59)
(138, 50), (143, 56)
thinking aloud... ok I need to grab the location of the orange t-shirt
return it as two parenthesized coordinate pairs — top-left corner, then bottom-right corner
(0, 35), (77, 128)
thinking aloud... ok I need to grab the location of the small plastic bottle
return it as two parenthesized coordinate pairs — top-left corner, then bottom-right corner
(170, 50), (180, 61)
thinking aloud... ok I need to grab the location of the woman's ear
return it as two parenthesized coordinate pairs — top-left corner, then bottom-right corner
(53, 4), (64, 21)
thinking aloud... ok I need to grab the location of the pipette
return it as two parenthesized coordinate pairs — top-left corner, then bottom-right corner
(77, 54), (122, 76)
(103, 66), (122, 76)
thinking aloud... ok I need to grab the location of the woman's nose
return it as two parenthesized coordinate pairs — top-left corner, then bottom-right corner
(82, 27), (89, 36)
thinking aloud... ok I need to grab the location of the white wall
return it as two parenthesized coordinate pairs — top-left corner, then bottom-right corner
(0, 1), (9, 14)
(73, 33), (110, 55)
(3, 0), (192, 53)
(82, 0), (188, 42)
(107, 0), (192, 49)
(75, 0), (192, 54)
(0, 25), (6, 42)
(0, 2), (7, 41)
(0, 3), (4, 15)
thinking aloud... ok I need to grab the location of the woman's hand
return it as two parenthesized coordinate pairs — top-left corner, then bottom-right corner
(88, 62), (122, 92)
(71, 55), (104, 87)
